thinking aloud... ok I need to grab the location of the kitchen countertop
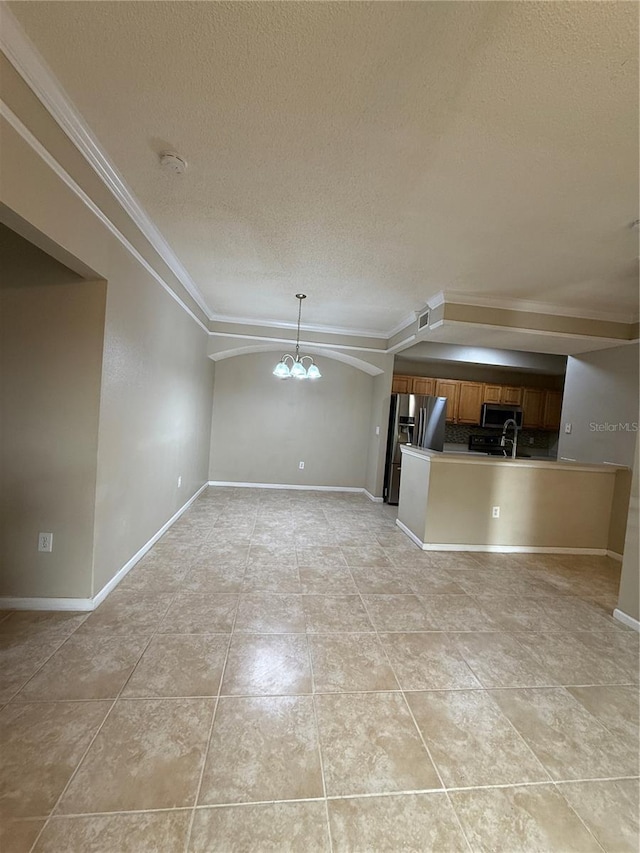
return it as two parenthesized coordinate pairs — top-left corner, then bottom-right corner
(403, 443), (625, 473)
(442, 442), (555, 461)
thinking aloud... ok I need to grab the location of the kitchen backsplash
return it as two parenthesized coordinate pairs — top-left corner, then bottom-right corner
(444, 423), (557, 451)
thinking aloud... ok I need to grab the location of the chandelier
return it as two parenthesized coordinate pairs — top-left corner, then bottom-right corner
(273, 294), (322, 380)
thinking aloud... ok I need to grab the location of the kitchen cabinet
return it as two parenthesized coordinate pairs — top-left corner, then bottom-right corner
(412, 377), (435, 396)
(482, 384), (502, 404)
(457, 382), (484, 424)
(435, 380), (459, 422)
(522, 388), (545, 429)
(391, 375), (413, 394)
(543, 390), (563, 431)
(501, 386), (523, 406)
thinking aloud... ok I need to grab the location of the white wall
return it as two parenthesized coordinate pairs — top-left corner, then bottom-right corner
(209, 352), (373, 488)
(557, 344), (639, 467)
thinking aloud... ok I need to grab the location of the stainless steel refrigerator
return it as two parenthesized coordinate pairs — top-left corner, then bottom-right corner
(383, 394), (447, 505)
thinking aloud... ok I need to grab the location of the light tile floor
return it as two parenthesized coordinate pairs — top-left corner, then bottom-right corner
(1, 488), (639, 852)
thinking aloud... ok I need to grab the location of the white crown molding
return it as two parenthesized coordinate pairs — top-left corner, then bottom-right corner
(210, 312), (389, 339)
(1, 100), (210, 335)
(0, 5), (213, 320)
(439, 290), (639, 325)
(209, 330), (387, 354)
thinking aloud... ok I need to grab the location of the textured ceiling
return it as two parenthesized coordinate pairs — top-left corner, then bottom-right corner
(8, 1), (639, 333)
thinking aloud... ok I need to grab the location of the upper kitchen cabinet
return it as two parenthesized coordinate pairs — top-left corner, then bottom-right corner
(435, 380), (460, 422)
(482, 384), (502, 404)
(501, 385), (523, 406)
(542, 390), (563, 430)
(522, 388), (545, 428)
(412, 377), (436, 396)
(457, 382), (484, 424)
(391, 375), (413, 394)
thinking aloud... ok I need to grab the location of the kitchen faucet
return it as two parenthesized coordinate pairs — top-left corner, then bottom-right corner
(501, 418), (519, 459)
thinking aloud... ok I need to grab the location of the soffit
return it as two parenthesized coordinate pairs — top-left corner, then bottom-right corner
(7, 1), (640, 333)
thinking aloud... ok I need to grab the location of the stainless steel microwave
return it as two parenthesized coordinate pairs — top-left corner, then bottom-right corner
(481, 403), (523, 429)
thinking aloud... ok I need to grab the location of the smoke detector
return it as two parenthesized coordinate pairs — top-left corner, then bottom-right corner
(159, 152), (187, 175)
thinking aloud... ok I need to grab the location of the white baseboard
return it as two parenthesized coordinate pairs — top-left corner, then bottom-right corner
(0, 482), (208, 613)
(208, 480), (365, 494)
(363, 490), (383, 503)
(607, 550), (623, 562)
(613, 608), (640, 633)
(395, 519), (425, 549)
(394, 520), (613, 556)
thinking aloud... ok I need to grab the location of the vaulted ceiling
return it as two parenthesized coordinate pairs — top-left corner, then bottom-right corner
(7, 1), (639, 334)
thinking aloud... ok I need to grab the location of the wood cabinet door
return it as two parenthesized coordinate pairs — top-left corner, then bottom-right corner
(543, 390), (562, 430)
(522, 388), (545, 429)
(483, 384), (502, 404)
(501, 386), (523, 406)
(435, 380), (459, 422)
(412, 377), (435, 396)
(391, 375), (412, 394)
(457, 382), (484, 424)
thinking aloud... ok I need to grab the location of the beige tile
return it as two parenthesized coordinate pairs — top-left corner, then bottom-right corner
(117, 561), (189, 593)
(0, 819), (45, 853)
(234, 593), (306, 633)
(419, 594), (499, 631)
(315, 692), (441, 795)
(198, 539), (251, 564)
(559, 779), (640, 853)
(424, 552), (482, 570)
(380, 633), (481, 690)
(181, 562), (246, 593)
(303, 595), (374, 633)
(450, 785), (603, 852)
(577, 629), (640, 682)
(16, 635), (147, 701)
(221, 633), (312, 695)
(123, 634), (229, 697)
(360, 594), (431, 631)
(190, 801), (330, 852)
(296, 546), (347, 568)
(247, 543), (297, 567)
(340, 545), (394, 568)
(242, 563), (302, 592)
(0, 701), (111, 819)
(490, 687), (640, 780)
(34, 811), (191, 852)
(535, 594), (622, 631)
(78, 592), (173, 636)
(407, 690), (549, 787)
(350, 564), (414, 594)
(298, 564), (358, 593)
(402, 565), (466, 594)
(567, 684), (639, 748)
(309, 633), (397, 692)
(452, 632), (557, 688)
(58, 698), (214, 813)
(199, 696), (323, 804)
(0, 611), (87, 641)
(476, 595), (569, 631)
(328, 793), (468, 852)
(0, 634), (63, 689)
(159, 593), (238, 633)
(522, 631), (633, 685)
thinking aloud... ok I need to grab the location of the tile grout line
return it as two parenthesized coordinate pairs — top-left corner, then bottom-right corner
(26, 591), (179, 853)
(182, 566), (244, 853)
(354, 581), (474, 852)
(306, 635), (335, 853)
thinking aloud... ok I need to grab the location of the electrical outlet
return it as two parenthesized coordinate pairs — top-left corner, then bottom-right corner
(564, 423), (572, 434)
(492, 506), (500, 519)
(177, 475), (182, 488)
(299, 461), (305, 469)
(375, 426), (380, 436)
(38, 532), (53, 552)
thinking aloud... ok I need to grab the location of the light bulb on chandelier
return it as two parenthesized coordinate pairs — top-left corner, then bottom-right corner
(273, 294), (322, 380)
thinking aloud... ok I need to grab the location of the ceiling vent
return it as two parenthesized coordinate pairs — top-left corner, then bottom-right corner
(418, 308), (431, 330)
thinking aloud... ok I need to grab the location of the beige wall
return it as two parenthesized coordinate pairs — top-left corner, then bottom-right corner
(0, 225), (106, 598)
(1, 102), (215, 602)
(209, 352), (372, 488)
(617, 441), (639, 622)
(557, 344), (639, 467)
